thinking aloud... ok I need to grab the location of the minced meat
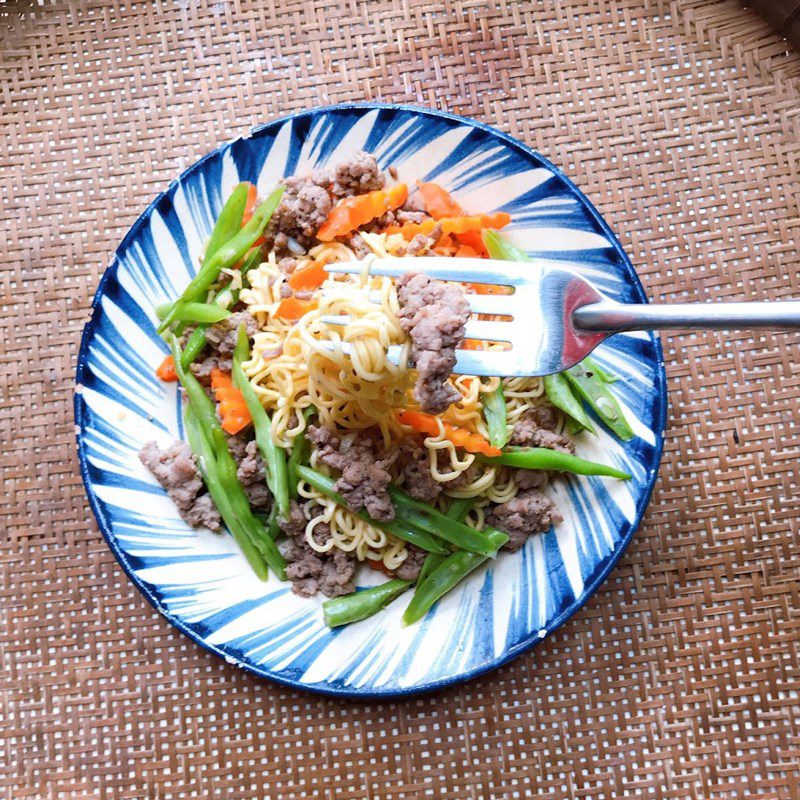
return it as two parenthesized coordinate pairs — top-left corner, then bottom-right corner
(269, 173), (332, 251)
(279, 501), (356, 597)
(397, 442), (442, 504)
(396, 273), (471, 414)
(189, 311), (258, 385)
(393, 544), (427, 582)
(226, 436), (271, 510)
(510, 407), (574, 454)
(139, 440), (221, 530)
(487, 490), (562, 552)
(306, 425), (398, 521)
(331, 151), (385, 197)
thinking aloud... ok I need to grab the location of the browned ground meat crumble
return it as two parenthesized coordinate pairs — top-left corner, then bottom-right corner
(190, 311), (259, 384)
(397, 442), (442, 503)
(227, 435), (272, 510)
(279, 501), (356, 597)
(488, 491), (562, 552)
(393, 544), (427, 582)
(331, 151), (385, 197)
(510, 407), (574, 454)
(396, 272), (471, 414)
(139, 440), (221, 530)
(306, 425), (398, 521)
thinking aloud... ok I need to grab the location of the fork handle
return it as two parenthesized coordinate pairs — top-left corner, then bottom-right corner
(573, 300), (800, 333)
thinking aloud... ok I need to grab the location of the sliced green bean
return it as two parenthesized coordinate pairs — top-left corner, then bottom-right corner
(232, 325), (290, 519)
(173, 336), (286, 579)
(482, 229), (531, 262)
(158, 187), (283, 333)
(565, 360), (634, 441)
(322, 579), (411, 628)
(544, 373), (595, 434)
(388, 486), (499, 556)
(482, 384), (509, 448)
(296, 466), (448, 555)
(287, 407), (315, 499)
(402, 527), (508, 626)
(584, 356), (618, 384)
(480, 446), (630, 479)
(184, 406), (269, 581)
(171, 302), (231, 324)
(205, 182), (251, 264)
(417, 497), (474, 585)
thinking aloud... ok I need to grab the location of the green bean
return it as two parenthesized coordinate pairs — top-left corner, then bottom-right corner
(173, 335), (286, 579)
(155, 303), (171, 320)
(209, 427), (286, 580)
(417, 497), (474, 585)
(296, 466), (448, 555)
(585, 356), (618, 383)
(482, 384), (509, 448)
(232, 325), (290, 519)
(158, 187), (283, 333)
(322, 579), (411, 628)
(287, 408), (315, 499)
(177, 246), (267, 369)
(480, 446), (630, 479)
(388, 486), (499, 556)
(206, 182), (251, 264)
(544, 373), (595, 434)
(565, 360), (634, 441)
(402, 527), (508, 626)
(170, 302), (231, 324)
(483, 229), (531, 262)
(184, 406), (269, 581)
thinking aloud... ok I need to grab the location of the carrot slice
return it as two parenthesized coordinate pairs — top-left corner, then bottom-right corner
(276, 296), (315, 321)
(317, 183), (408, 241)
(416, 181), (463, 219)
(156, 354), (178, 382)
(397, 410), (501, 457)
(210, 368), (252, 435)
(241, 183), (257, 226)
(455, 228), (489, 257)
(288, 262), (328, 291)
(454, 244), (480, 258)
(386, 213), (511, 241)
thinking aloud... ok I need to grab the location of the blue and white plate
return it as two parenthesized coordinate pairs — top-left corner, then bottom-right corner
(75, 104), (666, 697)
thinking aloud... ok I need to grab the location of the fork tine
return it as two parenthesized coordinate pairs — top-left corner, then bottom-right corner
(327, 257), (531, 285)
(453, 348), (529, 378)
(463, 319), (512, 342)
(318, 340), (403, 365)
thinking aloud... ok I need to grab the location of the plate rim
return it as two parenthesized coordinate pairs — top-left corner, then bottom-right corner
(74, 102), (667, 698)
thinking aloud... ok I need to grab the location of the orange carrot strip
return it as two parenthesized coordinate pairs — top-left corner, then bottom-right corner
(317, 183), (408, 241)
(276, 296), (315, 321)
(455, 228), (489, 257)
(288, 262), (328, 291)
(156, 354), (178, 382)
(210, 368), (252, 435)
(454, 244), (480, 258)
(386, 212), (511, 242)
(241, 183), (258, 227)
(397, 410), (501, 457)
(416, 181), (463, 219)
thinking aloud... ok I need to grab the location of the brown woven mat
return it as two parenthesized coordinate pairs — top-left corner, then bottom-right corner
(3, 0), (800, 797)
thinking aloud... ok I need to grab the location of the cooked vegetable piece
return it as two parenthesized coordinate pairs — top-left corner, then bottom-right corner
(288, 262), (328, 291)
(232, 326), (290, 519)
(416, 181), (463, 219)
(322, 579), (411, 628)
(210, 368), (252, 435)
(397, 410), (501, 457)
(565, 361), (634, 441)
(482, 384), (509, 448)
(544, 373), (595, 434)
(386, 212), (510, 241)
(481, 446), (630, 479)
(287, 407), (315, 499)
(156, 354), (178, 382)
(171, 302), (231, 324)
(317, 183), (408, 241)
(276, 296), (315, 321)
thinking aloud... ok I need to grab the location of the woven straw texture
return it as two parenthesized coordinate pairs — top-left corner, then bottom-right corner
(3, 0), (800, 797)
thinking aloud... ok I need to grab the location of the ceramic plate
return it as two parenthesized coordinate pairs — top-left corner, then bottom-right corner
(75, 104), (666, 697)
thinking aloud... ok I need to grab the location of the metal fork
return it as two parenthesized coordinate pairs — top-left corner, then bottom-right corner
(321, 256), (800, 376)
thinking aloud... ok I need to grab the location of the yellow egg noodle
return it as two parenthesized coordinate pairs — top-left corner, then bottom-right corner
(237, 233), (551, 570)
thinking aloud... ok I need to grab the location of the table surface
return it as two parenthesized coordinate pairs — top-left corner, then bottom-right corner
(3, 1), (800, 798)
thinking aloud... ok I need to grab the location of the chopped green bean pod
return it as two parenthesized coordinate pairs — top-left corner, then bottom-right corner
(482, 229), (531, 262)
(158, 187), (283, 333)
(232, 325), (290, 519)
(584, 356), (618, 383)
(482, 384), (509, 448)
(287, 407), (315, 499)
(565, 360), (634, 441)
(544, 373), (595, 434)
(171, 302), (231, 324)
(403, 527), (508, 626)
(480, 446), (630, 479)
(323, 579), (411, 628)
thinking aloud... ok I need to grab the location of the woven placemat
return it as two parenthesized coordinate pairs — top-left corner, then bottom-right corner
(3, 0), (800, 797)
